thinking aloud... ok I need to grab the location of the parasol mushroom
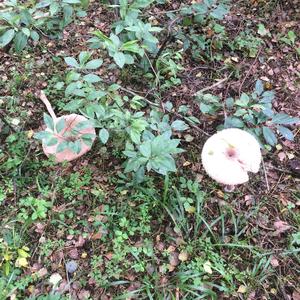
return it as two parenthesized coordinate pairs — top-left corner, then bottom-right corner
(201, 128), (262, 191)
(38, 91), (96, 163)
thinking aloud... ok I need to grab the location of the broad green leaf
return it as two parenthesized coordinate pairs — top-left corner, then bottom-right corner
(200, 103), (212, 114)
(0, 29), (15, 47)
(210, 4), (228, 20)
(114, 52), (126, 68)
(14, 31), (28, 52)
(257, 24), (268, 36)
(278, 126), (294, 141)
(139, 141), (151, 158)
(30, 30), (39, 41)
(64, 56), (79, 68)
(224, 117), (244, 128)
(63, 0), (81, 3)
(99, 128), (109, 144)
(260, 91), (275, 103)
(130, 130), (141, 144)
(262, 126), (277, 146)
(171, 120), (189, 131)
(79, 51), (91, 65)
(63, 99), (83, 111)
(21, 28), (30, 37)
(50, 2), (59, 15)
(287, 30), (296, 45)
(83, 74), (101, 83)
(93, 30), (112, 44)
(236, 93), (250, 107)
(271, 113), (300, 125)
(85, 58), (103, 69)
(255, 80), (264, 96)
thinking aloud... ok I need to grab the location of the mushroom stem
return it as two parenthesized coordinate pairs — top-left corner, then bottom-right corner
(224, 185), (235, 193)
(39, 90), (58, 124)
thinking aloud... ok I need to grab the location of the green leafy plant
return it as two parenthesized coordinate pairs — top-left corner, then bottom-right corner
(0, 0), (87, 52)
(230, 31), (263, 57)
(123, 132), (184, 176)
(17, 196), (52, 222)
(195, 80), (300, 147)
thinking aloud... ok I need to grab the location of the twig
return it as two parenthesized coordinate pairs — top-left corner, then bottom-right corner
(153, 16), (182, 68)
(144, 52), (161, 89)
(238, 47), (262, 96)
(194, 73), (233, 95)
(261, 156), (270, 193)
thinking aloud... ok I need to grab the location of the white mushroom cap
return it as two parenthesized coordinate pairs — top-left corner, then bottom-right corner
(201, 128), (262, 185)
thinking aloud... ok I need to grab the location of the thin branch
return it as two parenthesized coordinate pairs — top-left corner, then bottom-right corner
(194, 73), (233, 95)
(238, 47), (262, 96)
(262, 156), (270, 193)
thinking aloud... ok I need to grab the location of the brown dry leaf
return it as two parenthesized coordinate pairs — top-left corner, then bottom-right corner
(273, 220), (291, 235)
(292, 291), (300, 300)
(91, 231), (102, 240)
(34, 223), (46, 234)
(78, 290), (91, 300)
(290, 159), (300, 175)
(167, 245), (176, 253)
(178, 251), (189, 262)
(75, 236), (85, 247)
(237, 285), (247, 293)
(270, 257), (279, 268)
(278, 152), (286, 162)
(169, 252), (180, 267)
(68, 248), (79, 259)
(37, 268), (48, 278)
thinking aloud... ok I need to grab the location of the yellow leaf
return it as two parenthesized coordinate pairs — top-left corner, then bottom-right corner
(183, 161), (191, 167)
(203, 261), (213, 274)
(18, 248), (30, 258)
(15, 257), (28, 268)
(3, 252), (12, 261)
(178, 251), (188, 262)
(186, 206), (196, 214)
(237, 285), (247, 293)
(27, 130), (34, 139)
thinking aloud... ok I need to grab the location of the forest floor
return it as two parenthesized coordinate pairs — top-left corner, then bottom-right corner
(0, 0), (300, 299)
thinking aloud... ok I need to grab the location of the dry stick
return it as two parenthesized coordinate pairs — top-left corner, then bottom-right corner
(238, 47), (262, 97)
(261, 156), (270, 193)
(194, 73), (233, 95)
(153, 16), (182, 68)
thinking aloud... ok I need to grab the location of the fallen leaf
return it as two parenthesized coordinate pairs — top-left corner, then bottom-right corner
(237, 285), (247, 293)
(203, 261), (213, 274)
(178, 251), (188, 262)
(49, 273), (62, 286)
(292, 291), (300, 300)
(270, 257), (279, 267)
(273, 220), (291, 235)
